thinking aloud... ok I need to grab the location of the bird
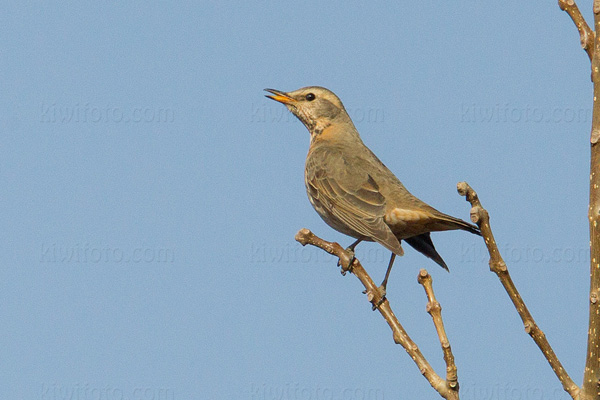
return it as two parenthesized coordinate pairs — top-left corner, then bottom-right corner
(265, 86), (480, 295)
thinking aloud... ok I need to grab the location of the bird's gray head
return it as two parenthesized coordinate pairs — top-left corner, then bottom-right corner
(265, 86), (354, 136)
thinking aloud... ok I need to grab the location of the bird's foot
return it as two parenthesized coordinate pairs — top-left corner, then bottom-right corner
(363, 285), (387, 311)
(373, 285), (387, 310)
(337, 247), (356, 275)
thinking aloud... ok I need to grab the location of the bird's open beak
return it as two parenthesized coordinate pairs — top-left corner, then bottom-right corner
(264, 88), (294, 104)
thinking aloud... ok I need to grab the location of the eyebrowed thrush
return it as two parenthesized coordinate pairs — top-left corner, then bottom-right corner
(265, 86), (480, 294)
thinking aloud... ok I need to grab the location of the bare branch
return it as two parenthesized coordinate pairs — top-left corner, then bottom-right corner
(559, 0), (595, 60)
(581, 4), (600, 398)
(456, 182), (580, 399)
(418, 269), (458, 392)
(295, 228), (458, 400)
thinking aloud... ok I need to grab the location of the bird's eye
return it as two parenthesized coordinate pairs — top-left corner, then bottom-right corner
(305, 93), (316, 101)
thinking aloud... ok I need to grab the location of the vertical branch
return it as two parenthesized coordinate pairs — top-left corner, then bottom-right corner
(418, 269), (458, 392)
(457, 182), (580, 399)
(560, 1), (600, 398)
(584, 2), (600, 398)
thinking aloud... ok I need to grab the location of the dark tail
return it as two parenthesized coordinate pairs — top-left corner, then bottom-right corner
(436, 214), (481, 236)
(405, 233), (449, 271)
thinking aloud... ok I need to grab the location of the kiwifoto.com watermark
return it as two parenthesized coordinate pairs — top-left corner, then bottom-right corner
(40, 243), (175, 264)
(460, 382), (571, 400)
(250, 383), (384, 400)
(251, 103), (385, 124)
(250, 242), (389, 265)
(40, 102), (175, 124)
(461, 242), (588, 265)
(40, 382), (174, 400)
(460, 103), (591, 124)
(251, 241), (587, 267)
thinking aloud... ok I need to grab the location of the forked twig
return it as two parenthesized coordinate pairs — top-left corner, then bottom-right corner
(295, 228), (459, 400)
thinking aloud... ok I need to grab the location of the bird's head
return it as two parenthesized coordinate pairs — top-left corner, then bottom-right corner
(265, 86), (354, 137)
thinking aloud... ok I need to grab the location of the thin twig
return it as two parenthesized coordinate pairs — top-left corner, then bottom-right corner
(559, 0), (595, 60)
(295, 228), (458, 400)
(418, 269), (458, 392)
(456, 182), (580, 400)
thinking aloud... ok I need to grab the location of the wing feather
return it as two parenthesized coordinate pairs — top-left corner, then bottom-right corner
(306, 149), (404, 256)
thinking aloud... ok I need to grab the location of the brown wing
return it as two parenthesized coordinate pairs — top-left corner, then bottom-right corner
(306, 148), (404, 256)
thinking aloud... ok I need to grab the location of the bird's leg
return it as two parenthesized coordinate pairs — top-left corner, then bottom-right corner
(371, 253), (396, 309)
(338, 238), (362, 274)
(346, 238), (362, 258)
(380, 253), (396, 293)
(363, 253), (396, 310)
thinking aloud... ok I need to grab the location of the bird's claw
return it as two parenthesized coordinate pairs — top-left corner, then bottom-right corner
(364, 285), (387, 311)
(337, 247), (356, 275)
(371, 286), (387, 310)
(377, 285), (387, 299)
(373, 285), (387, 310)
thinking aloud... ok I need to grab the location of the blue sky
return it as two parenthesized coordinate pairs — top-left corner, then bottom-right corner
(0, 1), (594, 399)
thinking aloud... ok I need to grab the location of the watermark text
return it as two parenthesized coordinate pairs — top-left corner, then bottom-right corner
(40, 243), (175, 264)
